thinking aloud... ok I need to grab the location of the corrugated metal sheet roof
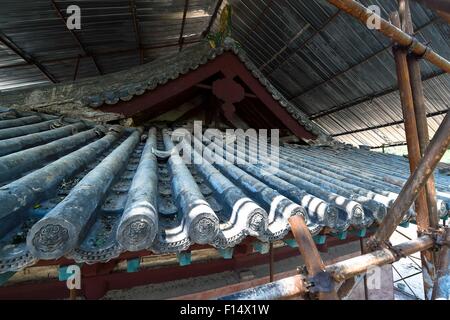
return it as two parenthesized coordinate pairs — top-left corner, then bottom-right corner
(228, 0), (449, 147)
(1, 109), (448, 273)
(0, 0), (449, 147)
(0, 0), (217, 89)
(315, 72), (449, 147)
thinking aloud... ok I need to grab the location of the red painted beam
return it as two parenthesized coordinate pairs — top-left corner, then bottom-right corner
(0, 245), (298, 300)
(0, 235), (366, 299)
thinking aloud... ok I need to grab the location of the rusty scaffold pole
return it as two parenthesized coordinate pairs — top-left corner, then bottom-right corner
(288, 215), (339, 300)
(390, 11), (435, 298)
(326, 0), (450, 74)
(365, 110), (450, 300)
(432, 227), (450, 300)
(397, 0), (440, 299)
(432, 227), (450, 299)
(219, 235), (436, 300)
(325, 0), (450, 300)
(398, 0), (439, 228)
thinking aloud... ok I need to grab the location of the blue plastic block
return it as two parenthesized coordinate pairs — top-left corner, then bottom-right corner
(218, 248), (234, 259)
(0, 272), (15, 286)
(350, 228), (366, 238)
(400, 221), (410, 228)
(58, 264), (81, 281)
(177, 252), (192, 266)
(313, 235), (326, 245)
(127, 258), (140, 273)
(331, 231), (347, 240)
(252, 242), (270, 254)
(356, 228), (367, 238)
(283, 239), (298, 248)
(58, 265), (71, 281)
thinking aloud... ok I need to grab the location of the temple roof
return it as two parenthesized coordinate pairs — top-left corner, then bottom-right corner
(0, 108), (449, 273)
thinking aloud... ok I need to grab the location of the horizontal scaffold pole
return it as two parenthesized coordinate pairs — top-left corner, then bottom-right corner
(219, 235), (435, 300)
(326, 0), (450, 74)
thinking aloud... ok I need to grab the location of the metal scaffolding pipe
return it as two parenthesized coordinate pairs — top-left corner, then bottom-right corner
(326, 0), (450, 73)
(371, 111), (450, 243)
(398, 0), (440, 299)
(327, 235), (435, 282)
(290, 215), (324, 274)
(116, 128), (159, 252)
(432, 228), (450, 300)
(220, 235), (435, 300)
(400, 0), (440, 229)
(218, 274), (307, 300)
(391, 11), (430, 236)
(289, 215), (339, 299)
(27, 129), (139, 259)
